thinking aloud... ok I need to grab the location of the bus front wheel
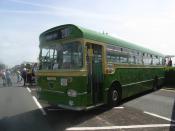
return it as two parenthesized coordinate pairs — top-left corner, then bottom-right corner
(108, 86), (120, 107)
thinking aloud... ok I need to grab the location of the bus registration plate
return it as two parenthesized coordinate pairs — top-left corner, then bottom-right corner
(47, 77), (56, 81)
(61, 78), (68, 86)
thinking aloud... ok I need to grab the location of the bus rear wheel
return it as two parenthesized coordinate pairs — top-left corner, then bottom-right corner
(108, 86), (120, 107)
(152, 77), (158, 91)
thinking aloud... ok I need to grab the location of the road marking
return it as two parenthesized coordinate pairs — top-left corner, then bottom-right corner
(160, 89), (175, 93)
(32, 96), (47, 115)
(144, 111), (175, 123)
(113, 106), (124, 109)
(95, 116), (112, 126)
(26, 87), (31, 93)
(66, 124), (175, 130)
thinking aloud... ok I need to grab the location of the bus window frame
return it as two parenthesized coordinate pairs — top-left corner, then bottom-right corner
(84, 40), (106, 75)
(39, 38), (86, 71)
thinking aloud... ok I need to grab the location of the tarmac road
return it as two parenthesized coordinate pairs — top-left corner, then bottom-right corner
(123, 88), (175, 120)
(0, 76), (175, 131)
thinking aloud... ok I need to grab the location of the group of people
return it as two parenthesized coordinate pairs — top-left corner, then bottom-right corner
(1, 63), (37, 87)
(165, 58), (173, 67)
(17, 63), (37, 86)
(1, 69), (12, 86)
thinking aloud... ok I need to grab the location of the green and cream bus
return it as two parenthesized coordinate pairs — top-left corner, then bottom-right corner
(36, 24), (165, 110)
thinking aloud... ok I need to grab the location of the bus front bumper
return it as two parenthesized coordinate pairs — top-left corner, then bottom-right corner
(58, 103), (104, 111)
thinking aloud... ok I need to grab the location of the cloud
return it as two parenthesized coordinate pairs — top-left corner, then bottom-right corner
(9, 0), (59, 10)
(0, 31), (40, 66)
(1, 0), (175, 66)
(6, 0), (123, 23)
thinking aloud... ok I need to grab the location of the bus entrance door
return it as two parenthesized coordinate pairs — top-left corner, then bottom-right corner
(87, 44), (103, 104)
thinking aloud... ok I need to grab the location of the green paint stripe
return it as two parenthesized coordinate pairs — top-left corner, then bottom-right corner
(122, 77), (165, 87)
(122, 79), (154, 87)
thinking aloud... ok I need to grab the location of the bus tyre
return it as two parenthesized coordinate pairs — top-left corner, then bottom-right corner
(108, 87), (120, 107)
(152, 77), (158, 91)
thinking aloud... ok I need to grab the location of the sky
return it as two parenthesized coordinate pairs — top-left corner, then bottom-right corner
(0, 0), (175, 67)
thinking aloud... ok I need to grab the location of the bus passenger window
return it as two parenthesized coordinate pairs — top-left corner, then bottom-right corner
(53, 63), (58, 70)
(120, 55), (128, 63)
(129, 50), (138, 64)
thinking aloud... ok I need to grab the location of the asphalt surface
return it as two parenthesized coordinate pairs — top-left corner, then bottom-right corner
(123, 88), (175, 119)
(0, 76), (175, 131)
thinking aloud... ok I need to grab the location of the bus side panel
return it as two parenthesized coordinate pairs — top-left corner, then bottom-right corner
(103, 67), (164, 103)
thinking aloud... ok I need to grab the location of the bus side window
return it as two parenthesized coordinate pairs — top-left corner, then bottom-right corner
(120, 55), (128, 63)
(93, 46), (102, 63)
(152, 55), (158, 65)
(143, 53), (150, 65)
(106, 45), (120, 64)
(162, 58), (166, 65)
(135, 52), (141, 65)
(128, 49), (137, 64)
(149, 55), (152, 65)
(106, 45), (129, 64)
(147, 54), (151, 65)
(159, 57), (163, 65)
(156, 56), (160, 65)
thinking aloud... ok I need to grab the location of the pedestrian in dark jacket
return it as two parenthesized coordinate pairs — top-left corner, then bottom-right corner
(21, 68), (27, 86)
(2, 71), (6, 86)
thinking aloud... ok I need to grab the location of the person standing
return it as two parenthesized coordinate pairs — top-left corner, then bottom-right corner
(16, 70), (22, 83)
(168, 58), (172, 66)
(2, 71), (6, 86)
(6, 69), (12, 86)
(21, 68), (27, 86)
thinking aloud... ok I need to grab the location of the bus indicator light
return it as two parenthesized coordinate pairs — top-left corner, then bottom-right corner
(69, 100), (74, 106)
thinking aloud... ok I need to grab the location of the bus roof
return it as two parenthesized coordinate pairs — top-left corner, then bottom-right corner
(40, 24), (164, 57)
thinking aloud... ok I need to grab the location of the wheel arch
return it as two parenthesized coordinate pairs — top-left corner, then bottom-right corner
(110, 80), (122, 99)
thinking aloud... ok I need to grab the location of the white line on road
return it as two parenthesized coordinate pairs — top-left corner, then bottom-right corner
(66, 124), (175, 130)
(26, 87), (31, 93)
(144, 111), (175, 123)
(113, 107), (124, 109)
(32, 96), (47, 115)
(160, 89), (175, 93)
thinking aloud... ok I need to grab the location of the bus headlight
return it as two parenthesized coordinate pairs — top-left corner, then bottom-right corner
(61, 78), (68, 86)
(67, 89), (77, 97)
(37, 87), (41, 92)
